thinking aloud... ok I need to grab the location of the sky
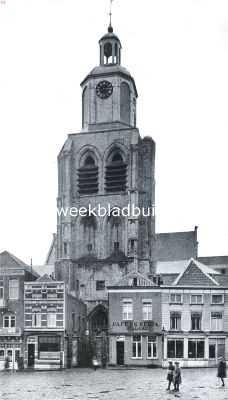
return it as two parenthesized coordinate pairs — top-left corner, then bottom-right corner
(0, 0), (228, 265)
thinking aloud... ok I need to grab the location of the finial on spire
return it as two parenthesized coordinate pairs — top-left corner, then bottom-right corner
(108, 0), (114, 33)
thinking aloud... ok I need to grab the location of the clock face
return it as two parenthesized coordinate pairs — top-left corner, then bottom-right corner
(96, 80), (113, 99)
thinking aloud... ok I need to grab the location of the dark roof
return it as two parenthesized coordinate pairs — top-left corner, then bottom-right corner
(0, 251), (39, 278)
(155, 229), (198, 262)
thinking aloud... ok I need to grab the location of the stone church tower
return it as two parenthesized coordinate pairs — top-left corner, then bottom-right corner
(55, 23), (156, 334)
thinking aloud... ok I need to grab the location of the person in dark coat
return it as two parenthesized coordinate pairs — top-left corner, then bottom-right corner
(174, 362), (182, 392)
(166, 361), (175, 391)
(217, 357), (227, 386)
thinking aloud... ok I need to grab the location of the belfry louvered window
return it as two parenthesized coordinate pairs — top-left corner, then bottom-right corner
(78, 155), (98, 195)
(105, 151), (127, 193)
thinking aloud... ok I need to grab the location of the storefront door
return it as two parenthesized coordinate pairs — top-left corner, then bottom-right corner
(5, 348), (20, 369)
(116, 342), (124, 365)
(28, 344), (35, 367)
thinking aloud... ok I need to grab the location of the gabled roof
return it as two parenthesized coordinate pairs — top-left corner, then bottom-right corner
(157, 259), (219, 276)
(172, 258), (220, 287)
(114, 271), (157, 288)
(0, 251), (39, 278)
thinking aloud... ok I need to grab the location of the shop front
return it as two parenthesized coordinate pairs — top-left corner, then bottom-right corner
(24, 333), (66, 370)
(0, 332), (23, 370)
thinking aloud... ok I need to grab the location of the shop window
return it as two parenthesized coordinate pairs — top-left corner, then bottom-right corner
(188, 339), (205, 359)
(209, 343), (216, 359)
(190, 294), (203, 304)
(170, 293), (182, 304)
(47, 313), (56, 328)
(122, 299), (133, 320)
(167, 339), (184, 358)
(32, 313), (42, 327)
(3, 315), (16, 328)
(38, 336), (60, 352)
(96, 280), (105, 291)
(211, 294), (224, 304)
(132, 335), (142, 358)
(147, 336), (157, 359)
(170, 312), (181, 331)
(191, 313), (201, 331)
(211, 312), (223, 331)
(9, 279), (19, 300)
(142, 300), (152, 320)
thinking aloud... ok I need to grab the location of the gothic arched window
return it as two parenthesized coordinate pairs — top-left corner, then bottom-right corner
(105, 150), (127, 193)
(78, 153), (99, 195)
(120, 82), (130, 125)
(80, 215), (97, 254)
(107, 214), (123, 255)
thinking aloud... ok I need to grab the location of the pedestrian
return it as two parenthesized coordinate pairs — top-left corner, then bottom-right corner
(217, 357), (227, 387)
(174, 362), (182, 392)
(92, 356), (99, 371)
(166, 361), (174, 391)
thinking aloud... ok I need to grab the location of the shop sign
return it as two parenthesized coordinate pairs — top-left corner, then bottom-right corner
(112, 321), (154, 330)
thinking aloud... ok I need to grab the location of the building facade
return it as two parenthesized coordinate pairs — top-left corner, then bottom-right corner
(108, 258), (228, 368)
(55, 22), (156, 337)
(24, 275), (86, 370)
(0, 251), (38, 370)
(108, 271), (162, 366)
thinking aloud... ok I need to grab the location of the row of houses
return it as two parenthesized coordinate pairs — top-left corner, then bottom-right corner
(0, 251), (86, 370)
(108, 258), (228, 368)
(1, 249), (228, 369)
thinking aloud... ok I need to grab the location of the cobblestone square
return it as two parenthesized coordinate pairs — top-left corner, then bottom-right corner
(0, 368), (228, 400)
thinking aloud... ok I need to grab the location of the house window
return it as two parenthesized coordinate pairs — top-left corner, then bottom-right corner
(188, 339), (205, 358)
(170, 293), (182, 304)
(3, 315), (16, 328)
(147, 336), (157, 359)
(9, 279), (19, 300)
(191, 295), (203, 304)
(167, 339), (184, 358)
(211, 294), (224, 304)
(96, 280), (105, 291)
(122, 299), (133, 320)
(0, 280), (3, 299)
(132, 335), (142, 358)
(170, 312), (181, 331)
(191, 313), (201, 331)
(142, 301), (152, 320)
(211, 312), (223, 331)
(38, 336), (60, 352)
(47, 314), (56, 328)
(32, 313), (42, 327)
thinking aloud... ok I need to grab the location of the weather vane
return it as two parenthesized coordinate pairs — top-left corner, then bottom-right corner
(109, 0), (114, 27)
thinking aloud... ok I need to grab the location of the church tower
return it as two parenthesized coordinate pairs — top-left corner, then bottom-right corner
(55, 21), (156, 333)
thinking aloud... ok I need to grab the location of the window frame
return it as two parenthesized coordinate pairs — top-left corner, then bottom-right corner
(132, 335), (142, 359)
(188, 339), (205, 359)
(142, 300), (153, 321)
(170, 312), (182, 331)
(0, 280), (4, 299)
(211, 312), (223, 332)
(211, 294), (224, 305)
(122, 299), (133, 321)
(147, 336), (157, 359)
(167, 339), (184, 359)
(3, 315), (16, 328)
(169, 293), (183, 304)
(96, 280), (105, 291)
(191, 312), (202, 331)
(190, 294), (203, 305)
(9, 279), (19, 300)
